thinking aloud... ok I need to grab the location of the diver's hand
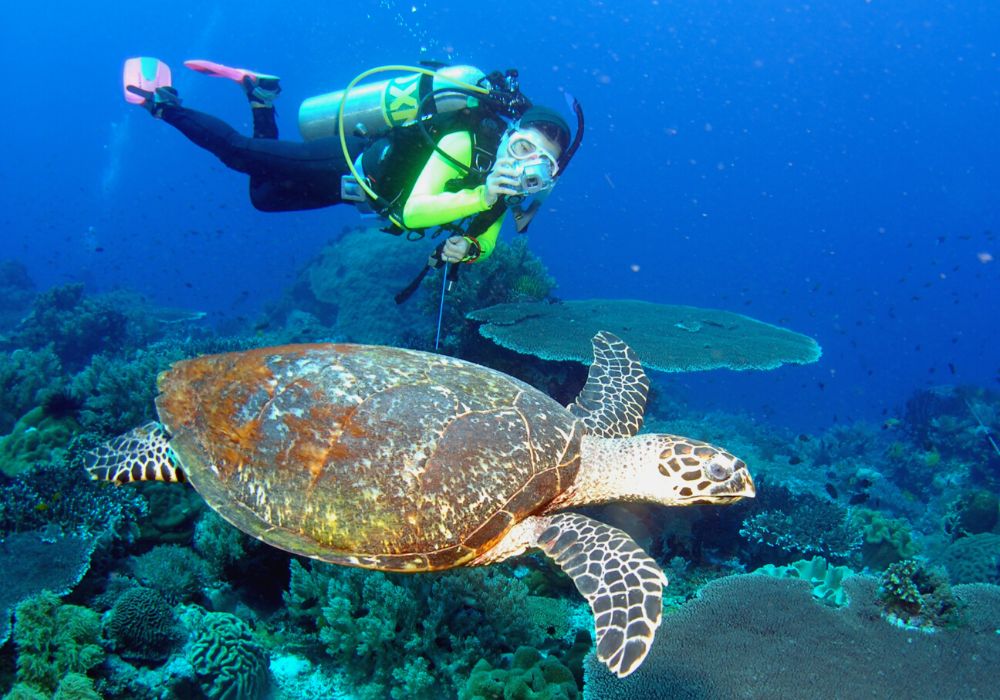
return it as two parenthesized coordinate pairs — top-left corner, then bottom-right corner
(440, 236), (471, 263)
(485, 158), (521, 205)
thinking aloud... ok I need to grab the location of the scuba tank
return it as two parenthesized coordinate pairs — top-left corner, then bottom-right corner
(298, 65), (488, 142)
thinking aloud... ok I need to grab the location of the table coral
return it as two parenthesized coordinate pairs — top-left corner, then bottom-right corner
(467, 299), (821, 372)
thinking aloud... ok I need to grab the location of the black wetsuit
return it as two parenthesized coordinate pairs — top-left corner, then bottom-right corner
(160, 105), (349, 212)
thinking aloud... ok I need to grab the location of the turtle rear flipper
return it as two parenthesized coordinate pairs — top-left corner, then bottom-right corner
(569, 331), (649, 438)
(85, 422), (185, 485)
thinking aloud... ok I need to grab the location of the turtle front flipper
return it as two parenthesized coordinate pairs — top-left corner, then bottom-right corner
(568, 331), (649, 438)
(495, 511), (666, 678)
(85, 422), (185, 484)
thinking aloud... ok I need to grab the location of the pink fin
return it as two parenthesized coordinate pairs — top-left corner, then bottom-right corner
(184, 59), (256, 83)
(123, 57), (171, 104)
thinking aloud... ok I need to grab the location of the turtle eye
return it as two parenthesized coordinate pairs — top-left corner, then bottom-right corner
(705, 459), (733, 482)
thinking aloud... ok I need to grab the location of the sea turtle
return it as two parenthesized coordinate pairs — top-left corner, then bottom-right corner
(86, 331), (754, 677)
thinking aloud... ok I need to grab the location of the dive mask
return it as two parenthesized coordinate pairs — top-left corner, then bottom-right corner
(501, 130), (560, 194)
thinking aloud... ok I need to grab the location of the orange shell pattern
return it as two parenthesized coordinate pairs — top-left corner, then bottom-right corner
(155, 344), (582, 571)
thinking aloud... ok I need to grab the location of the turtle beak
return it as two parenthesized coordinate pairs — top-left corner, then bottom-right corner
(706, 461), (755, 503)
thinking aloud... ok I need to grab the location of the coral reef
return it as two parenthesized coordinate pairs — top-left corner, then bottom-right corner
(943, 489), (999, 539)
(0, 455), (147, 537)
(265, 226), (434, 345)
(0, 261), (36, 332)
(582, 575), (1000, 699)
(421, 237), (556, 350)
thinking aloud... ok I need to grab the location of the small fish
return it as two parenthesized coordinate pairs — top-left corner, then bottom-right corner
(825, 483), (839, 499)
(948, 363), (956, 375)
(848, 493), (869, 506)
(789, 455), (802, 465)
(856, 478), (872, 489)
(798, 434), (811, 442)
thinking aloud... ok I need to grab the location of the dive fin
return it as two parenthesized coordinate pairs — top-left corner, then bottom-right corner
(184, 59), (278, 84)
(123, 57), (172, 105)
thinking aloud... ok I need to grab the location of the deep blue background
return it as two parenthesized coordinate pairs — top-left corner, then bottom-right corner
(2, 1), (997, 431)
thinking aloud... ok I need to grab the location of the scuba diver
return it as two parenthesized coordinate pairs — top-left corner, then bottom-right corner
(122, 58), (583, 270)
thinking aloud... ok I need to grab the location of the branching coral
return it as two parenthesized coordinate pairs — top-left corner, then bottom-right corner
(0, 346), (64, 435)
(738, 484), (861, 565)
(0, 453), (147, 537)
(9, 284), (160, 372)
(130, 545), (210, 605)
(283, 560), (583, 700)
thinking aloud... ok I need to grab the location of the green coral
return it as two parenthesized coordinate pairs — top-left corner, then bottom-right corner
(0, 406), (78, 478)
(193, 510), (258, 577)
(284, 561), (582, 700)
(877, 559), (962, 630)
(756, 557), (854, 607)
(187, 611), (270, 700)
(849, 507), (921, 570)
(6, 592), (104, 697)
(459, 646), (580, 700)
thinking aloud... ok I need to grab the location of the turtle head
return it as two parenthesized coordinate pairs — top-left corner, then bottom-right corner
(650, 434), (755, 506)
(567, 434), (755, 510)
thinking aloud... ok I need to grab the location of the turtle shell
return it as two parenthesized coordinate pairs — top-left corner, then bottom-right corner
(155, 344), (583, 571)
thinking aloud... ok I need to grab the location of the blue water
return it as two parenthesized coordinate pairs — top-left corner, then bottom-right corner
(3, 1), (997, 431)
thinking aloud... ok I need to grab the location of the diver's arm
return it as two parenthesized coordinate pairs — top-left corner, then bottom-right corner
(401, 132), (490, 229)
(468, 214), (504, 262)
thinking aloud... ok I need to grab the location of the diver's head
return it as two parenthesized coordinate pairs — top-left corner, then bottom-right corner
(518, 105), (571, 155)
(502, 106), (571, 195)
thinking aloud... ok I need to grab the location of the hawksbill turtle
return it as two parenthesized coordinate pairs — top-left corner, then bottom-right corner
(86, 331), (754, 677)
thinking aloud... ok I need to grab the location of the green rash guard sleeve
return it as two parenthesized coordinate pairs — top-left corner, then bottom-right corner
(401, 131), (505, 261)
